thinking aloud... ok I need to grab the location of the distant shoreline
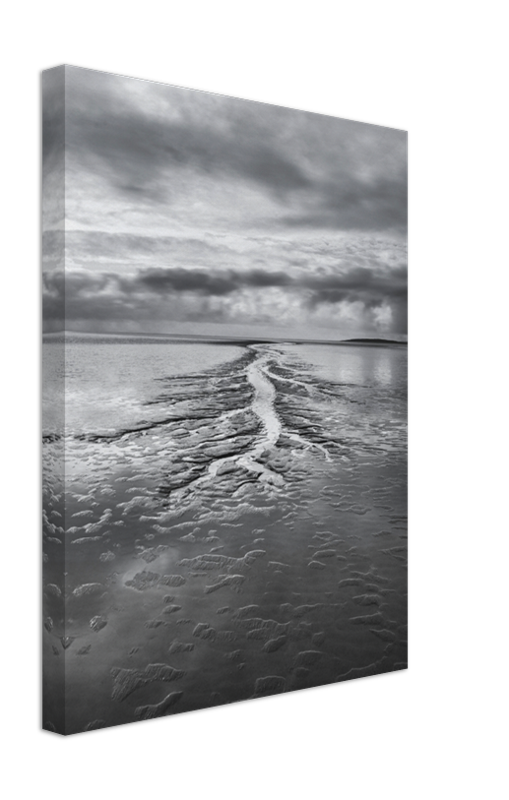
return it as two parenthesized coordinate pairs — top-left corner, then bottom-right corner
(44, 330), (408, 347)
(340, 338), (407, 345)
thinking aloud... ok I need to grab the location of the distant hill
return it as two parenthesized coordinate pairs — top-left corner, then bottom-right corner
(341, 338), (407, 345)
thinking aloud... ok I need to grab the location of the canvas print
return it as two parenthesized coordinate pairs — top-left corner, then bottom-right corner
(42, 66), (407, 735)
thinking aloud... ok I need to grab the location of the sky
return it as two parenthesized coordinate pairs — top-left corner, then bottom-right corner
(42, 66), (407, 340)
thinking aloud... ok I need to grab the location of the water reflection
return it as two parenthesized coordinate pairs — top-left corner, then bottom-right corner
(285, 343), (405, 389)
(373, 350), (393, 385)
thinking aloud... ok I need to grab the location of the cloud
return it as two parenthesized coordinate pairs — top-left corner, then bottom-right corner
(42, 230), (65, 272)
(65, 70), (311, 205)
(301, 265), (408, 306)
(42, 68), (407, 339)
(63, 67), (407, 233)
(137, 267), (292, 295)
(42, 67), (65, 170)
(43, 264), (407, 335)
(281, 172), (407, 232)
(42, 270), (65, 327)
(137, 268), (241, 296)
(42, 67), (65, 235)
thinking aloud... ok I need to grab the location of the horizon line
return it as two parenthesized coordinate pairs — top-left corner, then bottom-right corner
(44, 329), (408, 345)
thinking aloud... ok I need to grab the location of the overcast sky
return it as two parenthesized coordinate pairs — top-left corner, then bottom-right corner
(43, 66), (407, 340)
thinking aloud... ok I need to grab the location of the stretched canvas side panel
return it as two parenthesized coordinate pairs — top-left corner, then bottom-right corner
(42, 65), (66, 734)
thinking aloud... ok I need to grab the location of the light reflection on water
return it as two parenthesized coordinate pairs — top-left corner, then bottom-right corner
(288, 342), (406, 388)
(62, 342), (244, 433)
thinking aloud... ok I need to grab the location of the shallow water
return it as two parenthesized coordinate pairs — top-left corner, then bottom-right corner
(42, 339), (407, 734)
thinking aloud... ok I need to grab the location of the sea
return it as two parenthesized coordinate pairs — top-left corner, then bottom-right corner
(42, 335), (407, 733)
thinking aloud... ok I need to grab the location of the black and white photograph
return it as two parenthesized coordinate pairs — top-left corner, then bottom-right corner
(42, 65), (408, 734)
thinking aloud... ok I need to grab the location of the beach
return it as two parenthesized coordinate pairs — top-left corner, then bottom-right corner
(42, 335), (407, 733)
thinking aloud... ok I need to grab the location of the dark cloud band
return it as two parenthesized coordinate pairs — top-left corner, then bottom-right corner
(43, 265), (407, 332)
(137, 267), (292, 295)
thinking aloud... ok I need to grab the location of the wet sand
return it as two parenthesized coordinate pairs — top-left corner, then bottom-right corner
(43, 342), (407, 734)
